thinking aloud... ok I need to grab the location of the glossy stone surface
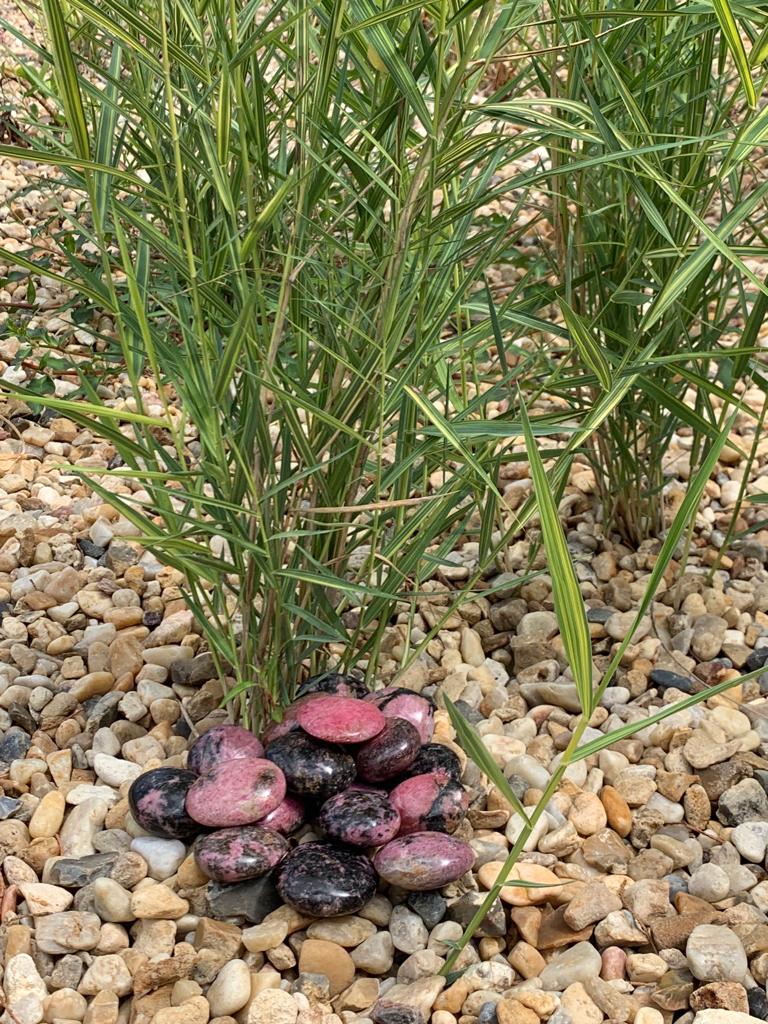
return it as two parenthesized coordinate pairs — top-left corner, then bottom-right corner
(373, 831), (475, 890)
(265, 732), (356, 799)
(277, 841), (377, 916)
(195, 824), (289, 882)
(296, 695), (386, 744)
(389, 774), (468, 835)
(296, 672), (368, 699)
(356, 719), (421, 783)
(402, 743), (462, 783)
(128, 767), (199, 840)
(318, 789), (400, 847)
(258, 796), (306, 835)
(366, 687), (435, 744)
(187, 724), (264, 775)
(186, 758), (286, 827)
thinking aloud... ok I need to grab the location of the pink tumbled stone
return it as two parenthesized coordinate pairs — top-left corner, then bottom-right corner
(186, 757), (286, 827)
(257, 796), (306, 835)
(601, 946), (626, 980)
(373, 831), (475, 890)
(296, 694), (386, 744)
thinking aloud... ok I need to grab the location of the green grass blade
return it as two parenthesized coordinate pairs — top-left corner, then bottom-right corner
(712, 0), (756, 107)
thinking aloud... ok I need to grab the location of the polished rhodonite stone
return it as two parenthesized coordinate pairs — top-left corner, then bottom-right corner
(258, 795), (306, 834)
(186, 758), (286, 827)
(187, 724), (264, 775)
(194, 824), (289, 882)
(296, 695), (386, 744)
(265, 731), (356, 799)
(318, 788), (400, 847)
(366, 687), (435, 744)
(128, 767), (199, 840)
(262, 695), (322, 745)
(402, 743), (463, 783)
(356, 719), (421, 783)
(277, 841), (377, 916)
(373, 831), (475, 890)
(296, 672), (368, 699)
(389, 774), (468, 834)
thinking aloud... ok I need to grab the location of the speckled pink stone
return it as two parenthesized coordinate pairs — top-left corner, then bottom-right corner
(373, 831), (475, 890)
(257, 796), (306, 835)
(295, 694), (386, 744)
(185, 757), (286, 827)
(388, 773), (468, 835)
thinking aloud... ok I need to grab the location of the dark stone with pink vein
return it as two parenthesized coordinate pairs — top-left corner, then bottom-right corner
(278, 841), (377, 916)
(186, 758), (286, 827)
(402, 743), (463, 783)
(366, 687), (435, 744)
(389, 773), (468, 834)
(296, 694), (386, 744)
(195, 824), (289, 882)
(373, 831), (475, 890)
(265, 731), (356, 799)
(318, 788), (400, 847)
(187, 724), (264, 775)
(128, 767), (199, 840)
(296, 672), (368, 699)
(356, 719), (421, 783)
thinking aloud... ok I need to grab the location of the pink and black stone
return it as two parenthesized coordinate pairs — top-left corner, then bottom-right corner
(365, 687), (435, 744)
(257, 795), (306, 835)
(296, 672), (368, 699)
(356, 718), (421, 783)
(277, 841), (377, 916)
(389, 773), (468, 835)
(265, 731), (356, 799)
(187, 724), (264, 775)
(194, 823), (289, 882)
(318, 788), (400, 847)
(296, 694), (386, 744)
(128, 767), (199, 840)
(373, 831), (475, 890)
(402, 742), (462, 784)
(185, 758), (286, 827)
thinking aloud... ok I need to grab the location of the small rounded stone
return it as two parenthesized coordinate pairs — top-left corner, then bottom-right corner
(186, 758), (286, 827)
(389, 774), (468, 835)
(366, 688), (435, 744)
(373, 832), (475, 890)
(402, 743), (462, 783)
(265, 732), (356, 799)
(257, 796), (306, 835)
(296, 695), (386, 744)
(357, 719), (421, 782)
(128, 768), (199, 840)
(277, 841), (378, 917)
(195, 824), (289, 882)
(318, 789), (401, 847)
(187, 725), (264, 775)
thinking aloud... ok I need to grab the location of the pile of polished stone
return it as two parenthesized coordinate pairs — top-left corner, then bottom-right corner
(129, 676), (475, 919)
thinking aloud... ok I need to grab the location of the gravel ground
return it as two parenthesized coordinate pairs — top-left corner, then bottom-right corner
(6, 11), (768, 1024)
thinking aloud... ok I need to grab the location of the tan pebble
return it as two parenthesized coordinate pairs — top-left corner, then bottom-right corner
(496, 999), (539, 1024)
(245, 989), (298, 1024)
(297, 939), (355, 996)
(177, 852), (209, 888)
(560, 983), (601, 1024)
(600, 785), (632, 837)
(507, 941), (545, 979)
(477, 861), (563, 906)
(19, 881), (73, 915)
(130, 884), (189, 919)
(29, 790), (66, 839)
(568, 792), (607, 836)
(153, 996), (210, 1024)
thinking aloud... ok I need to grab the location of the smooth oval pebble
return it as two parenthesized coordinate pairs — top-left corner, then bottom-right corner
(262, 695), (321, 745)
(265, 731), (356, 799)
(194, 824), (289, 882)
(373, 832), (475, 890)
(186, 758), (286, 827)
(402, 743), (462, 783)
(318, 788), (401, 847)
(389, 774), (468, 835)
(296, 672), (369, 699)
(356, 719), (421, 782)
(187, 724), (264, 775)
(296, 694), (386, 744)
(128, 767), (199, 840)
(277, 841), (377, 916)
(366, 687), (435, 744)
(257, 796), (306, 835)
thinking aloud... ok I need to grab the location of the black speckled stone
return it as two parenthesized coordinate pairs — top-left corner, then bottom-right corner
(265, 731), (356, 799)
(128, 767), (199, 839)
(318, 789), (400, 847)
(371, 1004), (425, 1024)
(402, 743), (462, 784)
(195, 824), (289, 883)
(356, 718), (421, 782)
(277, 841), (377, 917)
(296, 672), (368, 699)
(649, 669), (693, 694)
(746, 647), (768, 673)
(206, 872), (282, 923)
(749, 987), (768, 1020)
